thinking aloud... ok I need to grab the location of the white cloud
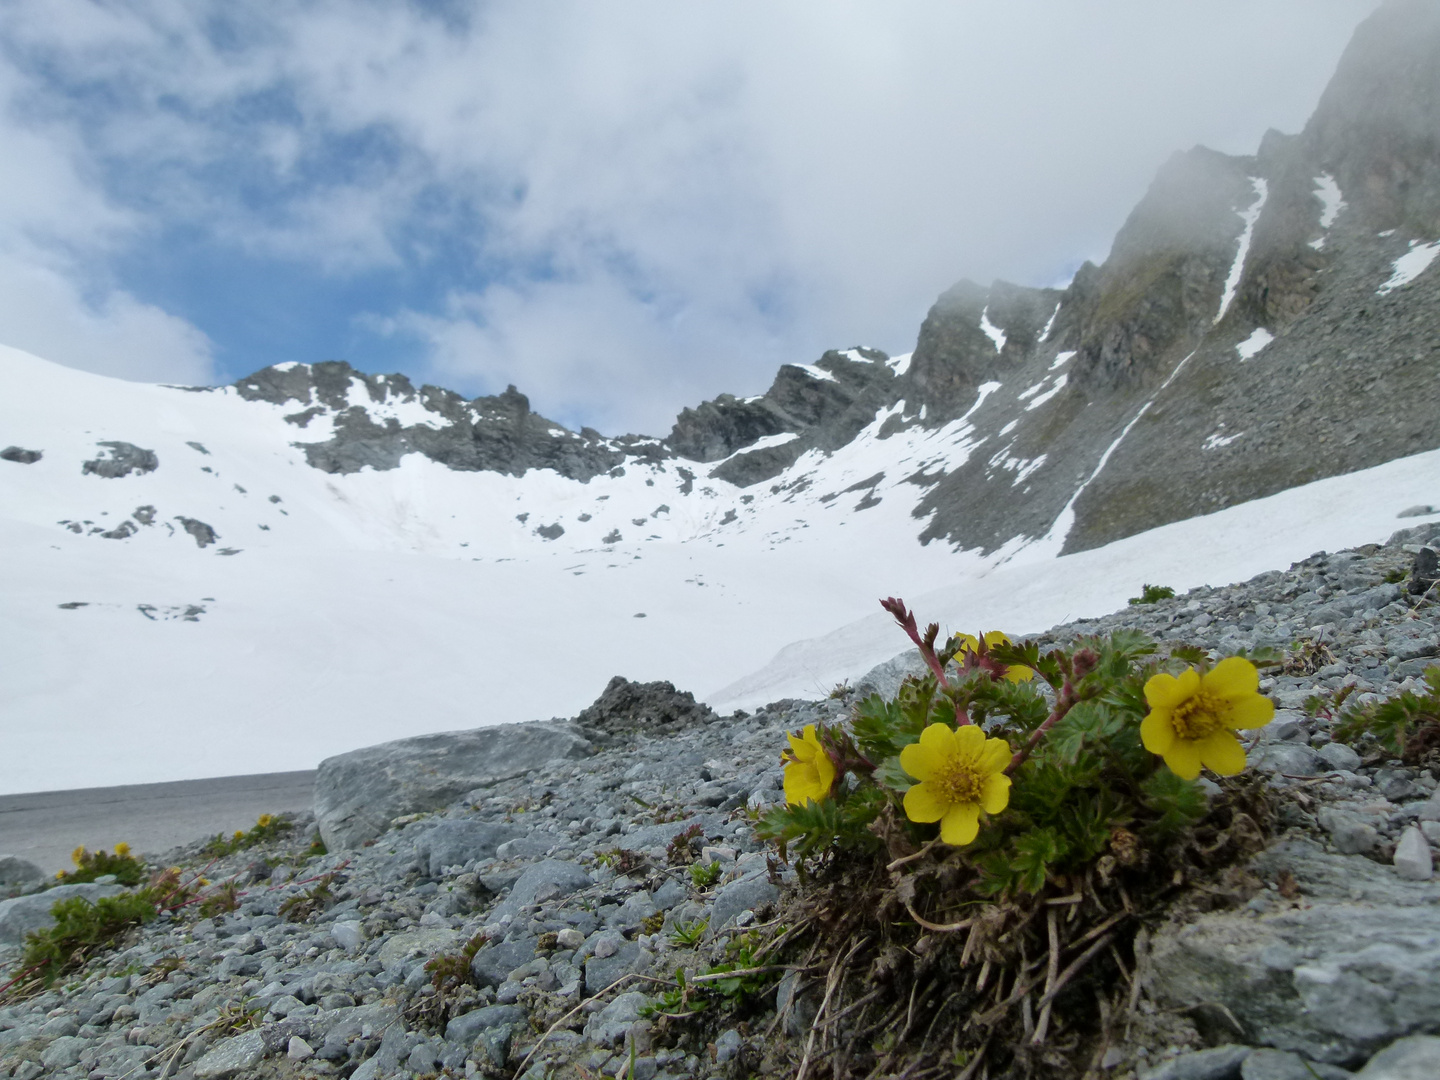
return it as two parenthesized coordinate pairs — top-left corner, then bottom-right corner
(0, 0), (1381, 428)
(0, 258), (214, 384)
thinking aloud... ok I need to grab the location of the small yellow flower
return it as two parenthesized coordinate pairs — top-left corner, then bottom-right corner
(1141, 657), (1274, 780)
(114, 842), (131, 858)
(900, 723), (1012, 846)
(71, 845), (87, 867)
(782, 725), (836, 806)
(256, 814), (274, 829)
(955, 631), (1034, 682)
(233, 831), (245, 841)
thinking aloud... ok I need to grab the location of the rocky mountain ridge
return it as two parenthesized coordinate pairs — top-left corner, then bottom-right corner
(200, 0), (1440, 560)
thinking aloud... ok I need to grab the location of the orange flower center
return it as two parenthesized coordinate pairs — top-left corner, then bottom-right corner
(934, 756), (985, 805)
(1171, 691), (1225, 740)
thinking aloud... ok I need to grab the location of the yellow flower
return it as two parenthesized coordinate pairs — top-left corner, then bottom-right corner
(900, 723), (1012, 846)
(71, 845), (87, 867)
(955, 631), (1034, 682)
(782, 725), (836, 806)
(1141, 657), (1274, 780)
(257, 814), (274, 829)
(114, 842), (131, 858)
(233, 831), (245, 841)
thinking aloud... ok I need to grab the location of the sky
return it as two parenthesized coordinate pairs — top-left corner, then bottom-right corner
(0, 0), (1380, 437)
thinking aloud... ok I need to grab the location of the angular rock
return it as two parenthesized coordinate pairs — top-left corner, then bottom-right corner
(415, 819), (521, 877)
(1145, 840), (1440, 1064)
(377, 927), (459, 971)
(472, 937), (538, 989)
(492, 859), (592, 920)
(1393, 826), (1433, 881)
(0, 882), (125, 945)
(0, 855), (43, 887)
(313, 720), (595, 849)
(39, 1036), (86, 1069)
(0, 446), (41, 464)
(330, 919), (364, 951)
(1356, 1034), (1440, 1079)
(1318, 741), (1363, 772)
(445, 1003), (526, 1045)
(1250, 742), (1324, 777)
(1138, 1045), (1250, 1080)
(1240, 1048), (1352, 1080)
(194, 1029), (267, 1079)
(585, 940), (647, 994)
(709, 875), (779, 932)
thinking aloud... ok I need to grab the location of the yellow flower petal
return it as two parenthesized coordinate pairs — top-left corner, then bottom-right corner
(939, 803), (981, 846)
(900, 740), (939, 783)
(904, 781), (948, 823)
(1140, 709), (1176, 754)
(978, 737), (1012, 773)
(918, 721), (956, 757)
(1202, 656), (1259, 699)
(980, 773), (1011, 815)
(1145, 669), (1198, 710)
(953, 723), (986, 755)
(1196, 730), (1247, 776)
(1005, 664), (1036, 683)
(1163, 740), (1203, 781)
(1224, 692), (1275, 730)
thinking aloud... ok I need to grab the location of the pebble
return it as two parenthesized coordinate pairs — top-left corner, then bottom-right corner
(1394, 825), (1434, 880)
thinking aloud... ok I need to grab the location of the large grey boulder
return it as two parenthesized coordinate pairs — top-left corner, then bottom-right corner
(853, 649), (930, 701)
(0, 856), (43, 888)
(313, 721), (595, 849)
(414, 820), (521, 878)
(0, 883), (125, 946)
(1144, 839), (1440, 1065)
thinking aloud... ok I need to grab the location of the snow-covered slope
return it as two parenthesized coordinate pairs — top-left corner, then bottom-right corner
(0, 345), (988, 793)
(3, 343), (1437, 795)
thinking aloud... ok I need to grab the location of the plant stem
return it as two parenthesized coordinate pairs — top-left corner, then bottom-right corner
(1006, 680), (1078, 773)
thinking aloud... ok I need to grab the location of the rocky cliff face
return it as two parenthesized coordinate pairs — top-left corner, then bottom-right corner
(225, 0), (1440, 559)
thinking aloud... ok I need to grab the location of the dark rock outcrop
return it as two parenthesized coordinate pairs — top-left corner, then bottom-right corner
(81, 442), (157, 479)
(574, 676), (718, 738)
(0, 446), (41, 464)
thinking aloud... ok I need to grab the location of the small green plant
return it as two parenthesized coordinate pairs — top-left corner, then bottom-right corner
(668, 918), (708, 947)
(198, 882), (241, 918)
(666, 824), (704, 866)
(1334, 665), (1440, 761)
(16, 893), (158, 988)
(278, 874), (335, 923)
(641, 912), (666, 934)
(56, 844), (145, 886)
(689, 861), (722, 889)
(202, 814), (293, 858)
(306, 838), (327, 858)
(1128, 584), (1176, 605)
(596, 848), (646, 874)
(1384, 568), (1408, 584)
